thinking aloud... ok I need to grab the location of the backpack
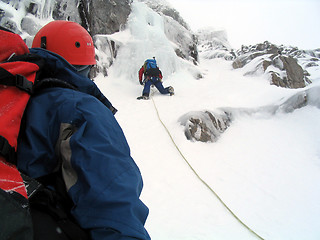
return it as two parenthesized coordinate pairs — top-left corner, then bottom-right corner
(144, 59), (161, 77)
(0, 27), (89, 240)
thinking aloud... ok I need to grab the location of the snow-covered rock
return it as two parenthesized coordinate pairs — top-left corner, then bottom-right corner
(197, 28), (235, 61)
(0, 0), (198, 76)
(232, 41), (312, 88)
(179, 110), (232, 142)
(180, 84), (320, 142)
(138, 0), (198, 64)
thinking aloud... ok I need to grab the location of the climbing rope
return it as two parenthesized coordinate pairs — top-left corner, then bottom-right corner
(150, 95), (265, 240)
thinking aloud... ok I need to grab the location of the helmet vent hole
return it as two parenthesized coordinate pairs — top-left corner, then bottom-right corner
(75, 42), (81, 48)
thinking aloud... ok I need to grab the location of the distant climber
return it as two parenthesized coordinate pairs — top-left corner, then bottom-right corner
(138, 58), (174, 100)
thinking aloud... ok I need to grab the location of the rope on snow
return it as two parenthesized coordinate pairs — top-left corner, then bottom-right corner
(150, 94), (265, 240)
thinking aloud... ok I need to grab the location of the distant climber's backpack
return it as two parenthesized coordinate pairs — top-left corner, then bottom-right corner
(0, 27), (89, 240)
(144, 58), (161, 77)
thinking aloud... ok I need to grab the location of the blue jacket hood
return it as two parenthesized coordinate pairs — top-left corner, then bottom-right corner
(30, 48), (117, 114)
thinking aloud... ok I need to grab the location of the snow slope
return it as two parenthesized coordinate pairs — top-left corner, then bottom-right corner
(95, 1), (320, 240)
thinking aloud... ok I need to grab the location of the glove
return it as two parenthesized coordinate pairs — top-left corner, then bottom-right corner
(139, 80), (143, 85)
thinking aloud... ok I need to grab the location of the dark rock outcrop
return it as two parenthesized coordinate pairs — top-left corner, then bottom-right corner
(232, 41), (312, 88)
(79, 0), (131, 36)
(179, 85), (320, 143)
(1, 0), (130, 38)
(179, 110), (232, 142)
(269, 55), (306, 88)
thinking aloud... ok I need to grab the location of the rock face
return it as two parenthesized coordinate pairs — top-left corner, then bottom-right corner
(75, 0), (131, 76)
(179, 85), (320, 143)
(21, 0), (131, 36)
(0, 0), (125, 40)
(140, 0), (198, 64)
(270, 55), (305, 88)
(197, 30), (319, 90)
(232, 42), (312, 88)
(0, 0), (198, 76)
(79, 0), (131, 35)
(179, 110), (232, 142)
(52, 0), (82, 23)
(197, 28), (235, 61)
(93, 35), (119, 77)
(140, 0), (189, 30)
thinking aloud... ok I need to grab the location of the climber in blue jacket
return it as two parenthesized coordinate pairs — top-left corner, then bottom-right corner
(16, 20), (150, 240)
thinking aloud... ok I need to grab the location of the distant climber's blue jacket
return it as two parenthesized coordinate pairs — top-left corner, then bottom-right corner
(17, 48), (150, 240)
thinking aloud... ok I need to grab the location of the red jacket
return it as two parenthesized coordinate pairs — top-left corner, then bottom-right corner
(138, 66), (163, 83)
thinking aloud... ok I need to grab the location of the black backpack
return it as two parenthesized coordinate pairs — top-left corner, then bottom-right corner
(144, 59), (161, 77)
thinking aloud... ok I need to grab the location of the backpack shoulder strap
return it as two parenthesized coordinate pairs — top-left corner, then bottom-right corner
(0, 136), (15, 165)
(0, 66), (34, 94)
(143, 61), (147, 74)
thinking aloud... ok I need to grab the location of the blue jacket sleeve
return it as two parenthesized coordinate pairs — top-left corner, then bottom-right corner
(58, 93), (150, 240)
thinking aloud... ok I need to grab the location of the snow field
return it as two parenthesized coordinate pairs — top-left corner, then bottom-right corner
(94, 1), (320, 239)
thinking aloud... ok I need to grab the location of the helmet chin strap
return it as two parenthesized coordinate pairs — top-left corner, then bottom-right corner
(73, 65), (92, 78)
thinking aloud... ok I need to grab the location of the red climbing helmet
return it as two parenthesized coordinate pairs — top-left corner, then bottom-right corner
(32, 20), (96, 65)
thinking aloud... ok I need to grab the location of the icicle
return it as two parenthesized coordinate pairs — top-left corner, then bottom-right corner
(35, 0), (54, 20)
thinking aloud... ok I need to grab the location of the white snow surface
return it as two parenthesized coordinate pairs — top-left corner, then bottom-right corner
(94, 2), (320, 240)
